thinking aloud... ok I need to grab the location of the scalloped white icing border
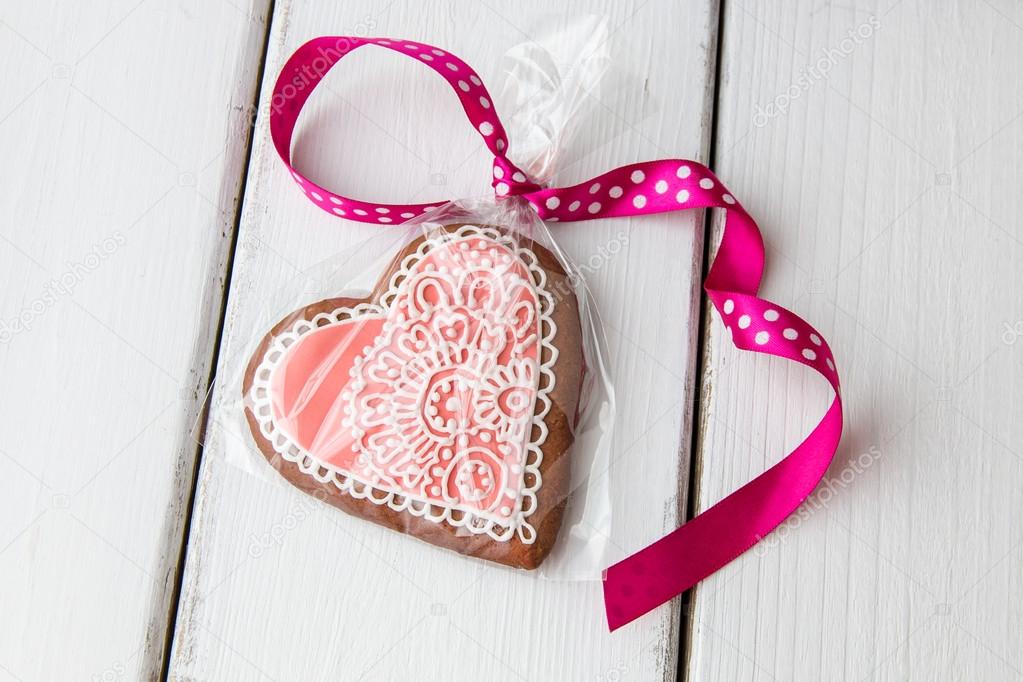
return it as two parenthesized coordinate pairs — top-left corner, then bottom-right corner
(248, 225), (559, 544)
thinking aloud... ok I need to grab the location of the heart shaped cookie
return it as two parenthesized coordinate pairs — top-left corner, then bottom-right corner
(243, 224), (582, 568)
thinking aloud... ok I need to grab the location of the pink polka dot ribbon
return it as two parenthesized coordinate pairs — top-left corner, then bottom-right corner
(269, 36), (844, 632)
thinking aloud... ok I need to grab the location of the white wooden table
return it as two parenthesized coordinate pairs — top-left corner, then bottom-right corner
(1, 1), (1021, 680)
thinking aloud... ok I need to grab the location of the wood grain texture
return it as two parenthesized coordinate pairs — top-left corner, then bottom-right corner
(169, 0), (718, 680)
(688, 1), (1023, 680)
(0, 1), (270, 680)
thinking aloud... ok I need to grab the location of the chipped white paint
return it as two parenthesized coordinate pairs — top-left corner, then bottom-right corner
(689, 1), (1023, 680)
(10, 2), (1013, 680)
(0, 1), (270, 680)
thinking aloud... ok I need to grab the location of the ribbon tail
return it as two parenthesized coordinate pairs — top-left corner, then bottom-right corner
(524, 162), (844, 631)
(603, 397), (843, 631)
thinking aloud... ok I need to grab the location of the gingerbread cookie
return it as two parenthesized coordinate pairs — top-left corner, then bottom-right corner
(243, 224), (583, 569)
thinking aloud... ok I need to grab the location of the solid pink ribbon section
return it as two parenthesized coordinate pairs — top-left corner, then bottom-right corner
(268, 36), (844, 632)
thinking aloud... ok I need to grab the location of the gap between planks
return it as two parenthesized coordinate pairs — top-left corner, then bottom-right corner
(158, 2), (277, 680)
(680, 0), (727, 680)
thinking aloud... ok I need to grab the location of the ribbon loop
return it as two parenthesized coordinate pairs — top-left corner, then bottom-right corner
(270, 36), (512, 218)
(269, 36), (844, 632)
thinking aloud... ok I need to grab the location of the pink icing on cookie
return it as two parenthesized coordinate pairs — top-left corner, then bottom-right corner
(263, 230), (550, 529)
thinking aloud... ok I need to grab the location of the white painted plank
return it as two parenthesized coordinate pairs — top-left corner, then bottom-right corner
(689, 1), (1023, 680)
(0, 2), (269, 680)
(170, 0), (718, 679)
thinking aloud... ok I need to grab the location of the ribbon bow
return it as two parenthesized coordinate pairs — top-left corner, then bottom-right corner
(269, 36), (843, 632)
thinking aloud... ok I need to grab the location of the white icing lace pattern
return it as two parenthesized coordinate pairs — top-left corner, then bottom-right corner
(249, 225), (559, 543)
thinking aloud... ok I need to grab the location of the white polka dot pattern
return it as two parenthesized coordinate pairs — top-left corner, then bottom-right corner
(270, 37), (840, 388)
(270, 37), (844, 633)
(713, 292), (837, 377)
(270, 36), (529, 222)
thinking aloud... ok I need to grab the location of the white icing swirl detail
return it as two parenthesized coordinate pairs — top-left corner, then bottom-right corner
(249, 225), (560, 544)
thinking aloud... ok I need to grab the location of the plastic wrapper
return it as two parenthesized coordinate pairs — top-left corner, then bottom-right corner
(218, 19), (615, 578)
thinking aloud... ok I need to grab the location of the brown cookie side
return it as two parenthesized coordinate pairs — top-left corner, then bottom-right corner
(242, 224), (583, 569)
